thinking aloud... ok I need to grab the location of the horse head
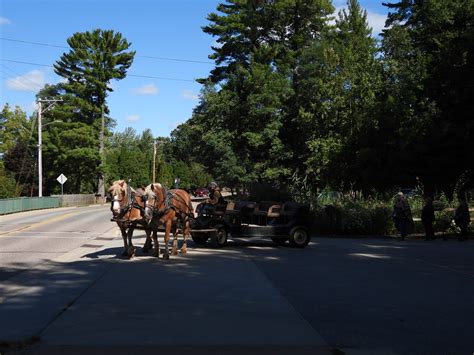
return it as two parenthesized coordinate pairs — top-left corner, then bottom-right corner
(108, 180), (128, 217)
(144, 183), (165, 219)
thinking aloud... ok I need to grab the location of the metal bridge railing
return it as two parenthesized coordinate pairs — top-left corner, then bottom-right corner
(0, 197), (60, 215)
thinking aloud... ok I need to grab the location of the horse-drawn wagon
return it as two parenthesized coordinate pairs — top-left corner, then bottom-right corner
(190, 200), (312, 248)
(108, 179), (312, 260)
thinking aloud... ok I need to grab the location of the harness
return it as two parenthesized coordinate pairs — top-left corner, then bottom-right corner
(149, 186), (194, 221)
(111, 186), (147, 225)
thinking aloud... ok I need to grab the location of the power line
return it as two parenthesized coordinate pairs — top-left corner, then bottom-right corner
(128, 73), (195, 82)
(0, 69), (34, 91)
(1, 59), (52, 68)
(1, 37), (67, 49)
(1, 63), (44, 89)
(1, 58), (197, 82)
(139, 55), (211, 64)
(0, 36), (213, 64)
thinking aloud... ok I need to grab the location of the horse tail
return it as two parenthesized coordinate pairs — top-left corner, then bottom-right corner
(187, 197), (195, 219)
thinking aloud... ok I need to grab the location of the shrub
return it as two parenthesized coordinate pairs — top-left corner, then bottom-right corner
(311, 199), (392, 235)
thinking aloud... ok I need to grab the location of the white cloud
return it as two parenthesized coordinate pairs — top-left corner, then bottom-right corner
(211, 40), (222, 49)
(6, 70), (45, 92)
(126, 115), (141, 123)
(181, 89), (199, 101)
(0, 17), (11, 25)
(333, 6), (387, 37)
(366, 11), (387, 36)
(132, 83), (159, 95)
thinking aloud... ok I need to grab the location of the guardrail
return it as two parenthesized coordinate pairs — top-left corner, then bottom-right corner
(52, 194), (98, 207)
(0, 194), (103, 215)
(0, 197), (60, 215)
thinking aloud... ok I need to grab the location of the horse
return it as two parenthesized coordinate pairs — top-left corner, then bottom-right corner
(143, 183), (194, 260)
(108, 180), (151, 258)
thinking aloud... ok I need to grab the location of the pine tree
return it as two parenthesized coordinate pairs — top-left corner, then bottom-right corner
(53, 29), (135, 195)
(380, 0), (474, 193)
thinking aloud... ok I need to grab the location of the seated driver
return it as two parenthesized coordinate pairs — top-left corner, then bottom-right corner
(197, 182), (225, 216)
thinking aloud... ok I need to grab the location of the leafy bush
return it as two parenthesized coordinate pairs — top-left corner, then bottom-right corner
(307, 191), (471, 236)
(0, 162), (18, 198)
(247, 182), (292, 202)
(311, 200), (393, 235)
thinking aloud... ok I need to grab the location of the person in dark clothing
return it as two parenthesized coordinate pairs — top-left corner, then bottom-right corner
(393, 192), (413, 240)
(197, 182), (225, 216)
(454, 196), (471, 241)
(421, 196), (436, 240)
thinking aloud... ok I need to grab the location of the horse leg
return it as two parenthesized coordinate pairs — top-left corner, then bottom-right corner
(163, 220), (171, 260)
(119, 224), (129, 257)
(127, 225), (135, 258)
(142, 228), (152, 253)
(180, 218), (189, 254)
(152, 230), (160, 258)
(171, 225), (179, 256)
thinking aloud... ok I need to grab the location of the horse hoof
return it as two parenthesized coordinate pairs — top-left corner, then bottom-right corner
(163, 254), (170, 260)
(180, 248), (187, 254)
(121, 250), (128, 257)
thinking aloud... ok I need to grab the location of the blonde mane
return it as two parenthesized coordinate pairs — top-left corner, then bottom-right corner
(108, 180), (129, 198)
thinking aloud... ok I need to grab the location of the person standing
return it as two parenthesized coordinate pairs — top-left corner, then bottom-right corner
(393, 192), (413, 240)
(421, 196), (436, 240)
(454, 195), (471, 241)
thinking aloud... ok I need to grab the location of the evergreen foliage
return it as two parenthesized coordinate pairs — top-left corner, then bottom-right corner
(2, 1), (473, 200)
(169, 0), (473, 197)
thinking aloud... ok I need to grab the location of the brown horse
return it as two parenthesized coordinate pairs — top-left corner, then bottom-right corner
(143, 183), (194, 260)
(108, 180), (151, 258)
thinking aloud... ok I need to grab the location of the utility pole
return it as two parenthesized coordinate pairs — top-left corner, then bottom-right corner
(37, 101), (42, 197)
(152, 140), (157, 183)
(37, 98), (62, 197)
(97, 104), (105, 201)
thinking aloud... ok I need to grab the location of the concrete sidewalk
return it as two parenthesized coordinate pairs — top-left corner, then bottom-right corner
(0, 233), (330, 354)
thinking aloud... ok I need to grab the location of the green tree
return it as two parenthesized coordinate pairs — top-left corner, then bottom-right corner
(43, 121), (100, 194)
(105, 127), (150, 187)
(0, 161), (18, 198)
(201, 0), (274, 83)
(53, 29), (135, 195)
(0, 104), (30, 156)
(192, 0), (335, 188)
(1, 104), (36, 195)
(379, 0), (474, 194)
(270, 0), (334, 175)
(317, 0), (382, 189)
(34, 85), (101, 194)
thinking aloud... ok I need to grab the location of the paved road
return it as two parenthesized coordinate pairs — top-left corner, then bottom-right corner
(1, 206), (473, 355)
(0, 205), (115, 281)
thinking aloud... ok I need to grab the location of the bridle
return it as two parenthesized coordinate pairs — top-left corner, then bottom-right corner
(144, 184), (166, 219)
(110, 186), (126, 215)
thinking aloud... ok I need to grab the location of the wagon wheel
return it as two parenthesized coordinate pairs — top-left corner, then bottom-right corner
(211, 224), (228, 248)
(271, 237), (288, 246)
(191, 233), (209, 245)
(288, 227), (310, 248)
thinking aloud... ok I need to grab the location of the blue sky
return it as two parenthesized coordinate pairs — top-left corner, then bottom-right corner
(1, 0), (392, 138)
